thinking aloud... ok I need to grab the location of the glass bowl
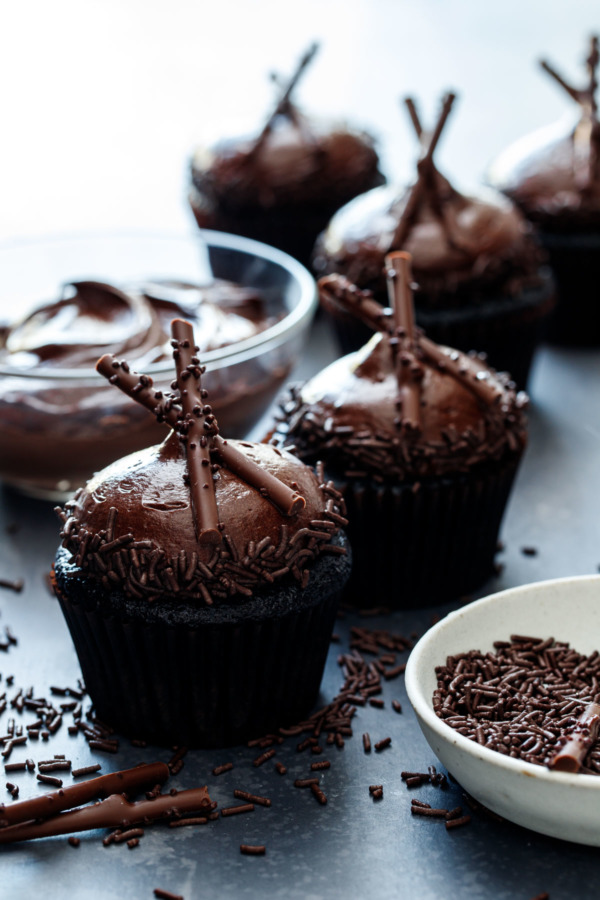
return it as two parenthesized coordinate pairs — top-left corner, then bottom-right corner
(0, 231), (317, 500)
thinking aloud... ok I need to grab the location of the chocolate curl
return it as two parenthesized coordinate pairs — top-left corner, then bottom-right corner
(318, 275), (393, 335)
(251, 42), (319, 156)
(390, 92), (456, 250)
(96, 356), (181, 427)
(171, 319), (221, 545)
(420, 335), (501, 406)
(213, 436), (305, 517)
(385, 252), (421, 432)
(0, 762), (169, 828)
(548, 701), (600, 773)
(0, 786), (212, 844)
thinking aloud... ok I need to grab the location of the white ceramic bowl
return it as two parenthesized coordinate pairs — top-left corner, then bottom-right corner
(405, 575), (600, 846)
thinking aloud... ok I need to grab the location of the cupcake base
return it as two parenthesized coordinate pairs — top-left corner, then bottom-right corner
(538, 231), (600, 346)
(321, 270), (556, 388)
(53, 535), (350, 748)
(337, 459), (520, 609)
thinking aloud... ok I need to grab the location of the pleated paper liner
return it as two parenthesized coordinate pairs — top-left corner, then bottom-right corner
(53, 536), (350, 749)
(337, 457), (520, 609)
(538, 231), (600, 346)
(320, 270), (556, 389)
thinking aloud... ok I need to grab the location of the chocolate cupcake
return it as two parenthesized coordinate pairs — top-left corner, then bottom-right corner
(189, 44), (385, 267)
(314, 93), (555, 387)
(487, 36), (600, 345)
(272, 253), (527, 608)
(53, 319), (350, 748)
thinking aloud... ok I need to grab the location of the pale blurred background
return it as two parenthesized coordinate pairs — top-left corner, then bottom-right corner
(1, 0), (599, 243)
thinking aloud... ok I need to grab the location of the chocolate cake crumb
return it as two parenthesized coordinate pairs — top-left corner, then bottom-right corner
(240, 844), (266, 855)
(154, 890), (184, 900)
(521, 546), (538, 556)
(68, 836), (80, 847)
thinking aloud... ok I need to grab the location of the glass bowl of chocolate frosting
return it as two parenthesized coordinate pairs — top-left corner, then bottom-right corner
(0, 231), (317, 500)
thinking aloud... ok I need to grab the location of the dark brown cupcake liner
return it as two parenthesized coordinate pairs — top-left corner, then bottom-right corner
(54, 538), (350, 748)
(538, 231), (600, 346)
(337, 457), (520, 609)
(322, 269), (556, 389)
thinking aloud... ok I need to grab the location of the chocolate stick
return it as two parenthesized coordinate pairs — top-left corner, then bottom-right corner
(391, 92), (456, 249)
(96, 356), (181, 428)
(317, 275), (393, 335)
(385, 252), (421, 431)
(548, 701), (600, 773)
(0, 762), (169, 828)
(386, 251), (416, 340)
(213, 436), (305, 516)
(0, 786), (212, 844)
(539, 59), (581, 104)
(171, 319), (221, 545)
(420, 336), (501, 406)
(252, 42), (319, 155)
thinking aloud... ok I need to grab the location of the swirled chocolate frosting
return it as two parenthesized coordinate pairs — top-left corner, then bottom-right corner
(313, 93), (544, 307)
(1, 279), (272, 371)
(487, 36), (600, 230)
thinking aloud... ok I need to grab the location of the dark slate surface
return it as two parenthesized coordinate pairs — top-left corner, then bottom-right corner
(0, 324), (599, 899)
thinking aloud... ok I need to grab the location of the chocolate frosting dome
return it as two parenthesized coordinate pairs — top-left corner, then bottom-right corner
(191, 116), (383, 209)
(313, 182), (541, 305)
(488, 37), (600, 230)
(58, 433), (344, 605)
(274, 255), (527, 482)
(313, 93), (544, 307)
(277, 333), (526, 482)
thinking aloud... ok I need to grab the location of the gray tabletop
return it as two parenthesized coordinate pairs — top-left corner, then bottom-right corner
(0, 322), (599, 900)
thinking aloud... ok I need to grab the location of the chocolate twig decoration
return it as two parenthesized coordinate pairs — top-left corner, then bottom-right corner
(251, 42), (319, 157)
(0, 786), (212, 844)
(390, 91), (456, 250)
(0, 762), (169, 828)
(213, 436), (305, 516)
(96, 320), (306, 525)
(548, 700), (600, 773)
(385, 252), (421, 431)
(540, 36), (599, 189)
(317, 271), (502, 409)
(171, 319), (221, 545)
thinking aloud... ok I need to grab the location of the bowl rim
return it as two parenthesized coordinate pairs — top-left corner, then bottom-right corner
(405, 574), (600, 790)
(0, 228), (318, 379)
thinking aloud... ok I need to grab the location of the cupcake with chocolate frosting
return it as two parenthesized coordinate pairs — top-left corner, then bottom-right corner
(272, 253), (527, 607)
(488, 36), (600, 344)
(189, 43), (385, 267)
(314, 92), (554, 387)
(53, 319), (350, 747)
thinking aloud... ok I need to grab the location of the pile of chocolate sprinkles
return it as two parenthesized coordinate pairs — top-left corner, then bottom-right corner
(434, 635), (600, 772)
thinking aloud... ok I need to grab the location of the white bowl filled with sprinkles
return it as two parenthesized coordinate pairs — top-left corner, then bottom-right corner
(405, 575), (600, 846)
